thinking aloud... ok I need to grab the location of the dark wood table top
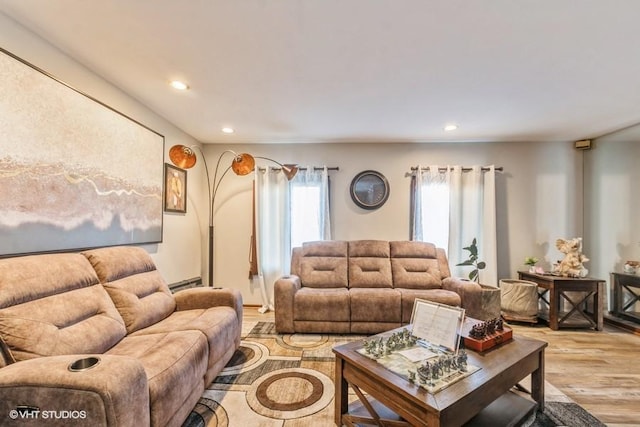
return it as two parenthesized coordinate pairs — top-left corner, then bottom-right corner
(333, 330), (547, 413)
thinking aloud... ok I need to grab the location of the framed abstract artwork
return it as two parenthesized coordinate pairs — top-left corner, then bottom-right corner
(164, 163), (187, 213)
(0, 47), (164, 256)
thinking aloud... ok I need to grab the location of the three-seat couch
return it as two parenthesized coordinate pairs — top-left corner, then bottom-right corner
(274, 240), (500, 334)
(0, 246), (242, 427)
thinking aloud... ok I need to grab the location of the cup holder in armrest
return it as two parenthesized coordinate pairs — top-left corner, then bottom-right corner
(68, 356), (100, 372)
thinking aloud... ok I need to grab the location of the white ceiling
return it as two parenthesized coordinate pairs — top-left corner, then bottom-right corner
(1, 0), (640, 144)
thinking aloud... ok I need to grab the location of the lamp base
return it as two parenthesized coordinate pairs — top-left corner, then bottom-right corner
(258, 304), (274, 314)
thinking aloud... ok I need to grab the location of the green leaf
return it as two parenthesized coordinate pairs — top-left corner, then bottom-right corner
(477, 261), (486, 270)
(469, 270), (478, 281)
(456, 260), (474, 266)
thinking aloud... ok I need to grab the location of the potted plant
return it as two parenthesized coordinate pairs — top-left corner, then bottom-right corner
(524, 256), (543, 274)
(456, 238), (486, 282)
(454, 238), (501, 321)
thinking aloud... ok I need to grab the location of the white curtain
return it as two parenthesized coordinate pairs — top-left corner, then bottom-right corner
(420, 165), (450, 249)
(290, 166), (331, 248)
(414, 165), (497, 287)
(252, 167), (291, 313)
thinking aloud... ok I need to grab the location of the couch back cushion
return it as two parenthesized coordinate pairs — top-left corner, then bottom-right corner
(297, 241), (348, 288)
(390, 241), (444, 289)
(82, 246), (176, 334)
(348, 240), (392, 288)
(0, 253), (127, 362)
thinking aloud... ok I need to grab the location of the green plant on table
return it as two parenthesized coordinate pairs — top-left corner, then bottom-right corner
(524, 256), (539, 267)
(456, 238), (485, 283)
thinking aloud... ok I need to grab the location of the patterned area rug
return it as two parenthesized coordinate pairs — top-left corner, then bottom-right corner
(183, 322), (605, 427)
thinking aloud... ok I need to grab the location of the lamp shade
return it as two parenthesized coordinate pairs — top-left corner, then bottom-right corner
(169, 145), (197, 169)
(282, 164), (299, 181)
(231, 153), (255, 176)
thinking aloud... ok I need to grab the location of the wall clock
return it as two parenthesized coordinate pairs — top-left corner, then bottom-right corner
(350, 170), (390, 210)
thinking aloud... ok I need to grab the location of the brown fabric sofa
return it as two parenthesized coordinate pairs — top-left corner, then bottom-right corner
(0, 246), (242, 427)
(274, 240), (500, 334)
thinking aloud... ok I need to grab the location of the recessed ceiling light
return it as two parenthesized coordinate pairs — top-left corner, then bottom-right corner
(170, 80), (189, 91)
(221, 127), (234, 134)
(444, 124), (458, 131)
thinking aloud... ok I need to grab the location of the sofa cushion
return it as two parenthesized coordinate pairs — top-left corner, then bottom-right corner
(83, 247), (176, 334)
(107, 330), (208, 427)
(348, 240), (390, 258)
(302, 240), (348, 257)
(294, 288), (350, 321)
(132, 306), (239, 384)
(298, 241), (348, 288)
(349, 288), (401, 323)
(348, 241), (392, 289)
(390, 241), (443, 289)
(0, 253), (126, 361)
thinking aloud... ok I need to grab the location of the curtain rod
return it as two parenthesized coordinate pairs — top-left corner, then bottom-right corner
(257, 166), (339, 172)
(410, 166), (503, 172)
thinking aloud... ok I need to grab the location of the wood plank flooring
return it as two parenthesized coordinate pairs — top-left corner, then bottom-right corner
(243, 307), (640, 425)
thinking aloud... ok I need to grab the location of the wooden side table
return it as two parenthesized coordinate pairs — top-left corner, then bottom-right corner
(517, 271), (605, 331)
(611, 272), (640, 324)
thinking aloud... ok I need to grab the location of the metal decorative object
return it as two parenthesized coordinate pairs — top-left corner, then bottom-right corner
(168, 145), (297, 286)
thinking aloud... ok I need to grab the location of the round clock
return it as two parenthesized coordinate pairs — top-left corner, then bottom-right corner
(350, 170), (390, 210)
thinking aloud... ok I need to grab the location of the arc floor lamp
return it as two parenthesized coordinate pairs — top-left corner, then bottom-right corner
(169, 144), (298, 287)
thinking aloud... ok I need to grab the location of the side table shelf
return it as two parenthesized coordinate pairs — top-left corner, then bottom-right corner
(611, 272), (640, 324)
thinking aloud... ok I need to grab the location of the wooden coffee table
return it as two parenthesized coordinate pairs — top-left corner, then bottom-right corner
(333, 329), (547, 426)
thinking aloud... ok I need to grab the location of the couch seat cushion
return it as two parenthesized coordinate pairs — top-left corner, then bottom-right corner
(131, 306), (239, 383)
(349, 288), (401, 323)
(107, 330), (207, 427)
(398, 289), (462, 324)
(294, 288), (349, 321)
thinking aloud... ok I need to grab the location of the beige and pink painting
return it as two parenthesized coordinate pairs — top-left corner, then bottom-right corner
(0, 48), (163, 256)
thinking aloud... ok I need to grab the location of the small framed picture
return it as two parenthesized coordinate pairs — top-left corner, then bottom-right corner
(164, 163), (187, 213)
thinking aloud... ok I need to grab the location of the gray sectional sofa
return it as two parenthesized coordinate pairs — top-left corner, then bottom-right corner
(274, 240), (500, 334)
(0, 246), (242, 427)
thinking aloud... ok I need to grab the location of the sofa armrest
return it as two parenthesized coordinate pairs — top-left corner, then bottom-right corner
(274, 275), (302, 333)
(174, 287), (243, 324)
(443, 277), (501, 321)
(0, 354), (149, 426)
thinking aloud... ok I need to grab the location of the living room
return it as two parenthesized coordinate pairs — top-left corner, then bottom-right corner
(1, 2), (639, 426)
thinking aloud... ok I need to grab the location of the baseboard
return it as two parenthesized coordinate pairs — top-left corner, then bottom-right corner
(168, 277), (202, 293)
(604, 313), (640, 335)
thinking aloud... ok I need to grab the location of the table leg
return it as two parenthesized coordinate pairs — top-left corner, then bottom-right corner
(530, 349), (545, 412)
(550, 287), (559, 330)
(334, 357), (348, 426)
(596, 282), (604, 331)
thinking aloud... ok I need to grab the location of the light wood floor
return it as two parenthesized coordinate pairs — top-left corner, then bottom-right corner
(243, 307), (640, 426)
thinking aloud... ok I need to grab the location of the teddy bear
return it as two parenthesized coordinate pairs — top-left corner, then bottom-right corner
(553, 237), (589, 277)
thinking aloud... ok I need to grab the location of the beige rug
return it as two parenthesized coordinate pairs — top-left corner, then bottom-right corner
(183, 321), (604, 427)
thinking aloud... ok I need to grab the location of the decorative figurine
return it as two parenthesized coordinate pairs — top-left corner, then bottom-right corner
(553, 237), (589, 278)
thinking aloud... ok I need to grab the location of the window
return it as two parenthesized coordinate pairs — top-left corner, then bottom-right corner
(411, 165), (497, 284)
(289, 168), (331, 249)
(290, 184), (322, 248)
(420, 178), (450, 250)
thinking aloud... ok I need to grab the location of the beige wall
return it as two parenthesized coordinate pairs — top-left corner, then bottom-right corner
(585, 125), (640, 307)
(3, 12), (597, 306)
(206, 141), (584, 305)
(0, 13), (207, 284)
